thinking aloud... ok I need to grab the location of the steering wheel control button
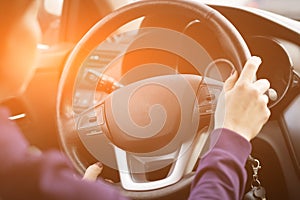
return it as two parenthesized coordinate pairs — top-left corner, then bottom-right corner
(88, 116), (97, 123)
(77, 104), (105, 136)
(206, 94), (215, 101)
(197, 84), (221, 116)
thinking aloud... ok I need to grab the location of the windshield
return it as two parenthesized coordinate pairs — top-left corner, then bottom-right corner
(197, 0), (300, 20)
(37, 0), (63, 46)
(37, 0), (299, 46)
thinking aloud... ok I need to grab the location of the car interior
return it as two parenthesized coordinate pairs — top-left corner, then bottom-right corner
(2, 0), (299, 199)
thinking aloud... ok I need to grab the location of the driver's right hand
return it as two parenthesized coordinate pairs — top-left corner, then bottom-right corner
(214, 56), (271, 141)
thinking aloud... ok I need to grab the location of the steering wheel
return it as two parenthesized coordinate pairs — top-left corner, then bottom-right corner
(57, 0), (251, 199)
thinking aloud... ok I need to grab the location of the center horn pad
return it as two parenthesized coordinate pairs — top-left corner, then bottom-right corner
(104, 74), (202, 153)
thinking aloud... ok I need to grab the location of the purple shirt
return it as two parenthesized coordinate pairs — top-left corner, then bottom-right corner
(0, 107), (128, 200)
(0, 107), (251, 200)
(189, 128), (251, 200)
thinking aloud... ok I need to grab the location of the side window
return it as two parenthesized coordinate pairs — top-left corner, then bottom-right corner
(38, 0), (64, 46)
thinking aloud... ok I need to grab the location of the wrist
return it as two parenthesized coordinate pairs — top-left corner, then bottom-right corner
(222, 122), (251, 141)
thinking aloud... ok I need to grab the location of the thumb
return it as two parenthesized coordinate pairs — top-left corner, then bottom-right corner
(224, 71), (238, 92)
(82, 162), (103, 181)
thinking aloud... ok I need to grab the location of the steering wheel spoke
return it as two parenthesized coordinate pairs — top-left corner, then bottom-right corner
(114, 141), (195, 191)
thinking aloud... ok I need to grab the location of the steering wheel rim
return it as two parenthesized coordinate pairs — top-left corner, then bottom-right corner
(57, 0), (251, 199)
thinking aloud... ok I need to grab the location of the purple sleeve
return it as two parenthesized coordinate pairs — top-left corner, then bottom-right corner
(0, 107), (128, 200)
(188, 128), (252, 200)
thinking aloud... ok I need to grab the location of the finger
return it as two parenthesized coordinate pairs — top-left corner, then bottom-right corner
(265, 106), (271, 121)
(27, 146), (42, 156)
(224, 70), (238, 92)
(261, 94), (269, 105)
(105, 179), (114, 184)
(82, 162), (103, 181)
(236, 56), (262, 84)
(253, 79), (270, 94)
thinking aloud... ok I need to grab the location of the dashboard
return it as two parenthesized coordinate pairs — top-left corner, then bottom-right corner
(211, 5), (300, 200)
(66, 3), (300, 200)
(67, 5), (300, 199)
(74, 5), (300, 111)
(1, 1), (298, 199)
(0, 2), (292, 199)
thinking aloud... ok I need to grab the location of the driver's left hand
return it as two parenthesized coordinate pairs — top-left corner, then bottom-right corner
(82, 162), (103, 181)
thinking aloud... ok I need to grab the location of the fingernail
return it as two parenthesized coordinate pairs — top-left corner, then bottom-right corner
(96, 162), (103, 169)
(251, 56), (262, 65)
(105, 179), (114, 184)
(27, 146), (42, 156)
